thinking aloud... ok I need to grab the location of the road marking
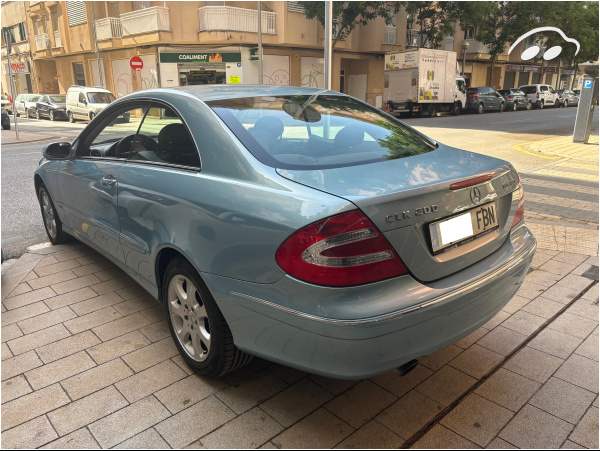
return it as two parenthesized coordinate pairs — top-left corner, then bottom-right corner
(513, 136), (561, 160)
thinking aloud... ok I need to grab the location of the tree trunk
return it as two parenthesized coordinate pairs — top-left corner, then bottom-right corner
(488, 56), (495, 87)
(572, 62), (579, 89)
(539, 58), (546, 84)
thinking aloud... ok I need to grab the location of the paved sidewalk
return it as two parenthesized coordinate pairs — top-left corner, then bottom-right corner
(1, 231), (598, 449)
(515, 135), (599, 162)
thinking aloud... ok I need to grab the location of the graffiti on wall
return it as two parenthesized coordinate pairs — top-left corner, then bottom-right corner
(43, 80), (59, 93)
(301, 57), (325, 88)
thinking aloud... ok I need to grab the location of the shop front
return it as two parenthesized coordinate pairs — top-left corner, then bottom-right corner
(2, 60), (32, 94)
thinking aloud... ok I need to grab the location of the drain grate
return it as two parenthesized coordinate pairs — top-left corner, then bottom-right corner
(582, 265), (599, 281)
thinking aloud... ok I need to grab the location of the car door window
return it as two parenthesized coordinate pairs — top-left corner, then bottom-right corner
(79, 92), (86, 103)
(78, 103), (149, 159)
(129, 104), (200, 169)
(548, 86), (556, 94)
(540, 86), (548, 92)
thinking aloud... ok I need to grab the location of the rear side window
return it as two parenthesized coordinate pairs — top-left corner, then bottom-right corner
(521, 86), (536, 94)
(540, 86), (548, 92)
(208, 95), (436, 170)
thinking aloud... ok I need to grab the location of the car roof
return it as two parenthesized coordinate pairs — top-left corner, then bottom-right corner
(123, 85), (341, 102)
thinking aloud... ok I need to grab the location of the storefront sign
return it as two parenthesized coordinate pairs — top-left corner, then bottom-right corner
(545, 66), (558, 73)
(562, 69), (575, 75)
(229, 76), (240, 84)
(3, 61), (29, 74)
(160, 52), (242, 63)
(505, 65), (540, 73)
(250, 48), (259, 61)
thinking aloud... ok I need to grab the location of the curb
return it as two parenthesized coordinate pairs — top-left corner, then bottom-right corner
(1, 135), (65, 146)
(513, 136), (560, 160)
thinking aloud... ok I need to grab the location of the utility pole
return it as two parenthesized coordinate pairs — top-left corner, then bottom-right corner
(90, 3), (103, 87)
(257, 1), (263, 84)
(324, 0), (332, 89)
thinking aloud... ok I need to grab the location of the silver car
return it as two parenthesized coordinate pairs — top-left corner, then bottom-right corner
(557, 89), (579, 107)
(34, 86), (536, 379)
(14, 93), (41, 117)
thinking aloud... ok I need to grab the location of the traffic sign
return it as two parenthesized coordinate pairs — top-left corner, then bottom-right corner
(584, 79), (592, 89)
(130, 56), (143, 71)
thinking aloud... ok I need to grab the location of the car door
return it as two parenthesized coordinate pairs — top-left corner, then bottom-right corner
(16, 95), (25, 115)
(76, 92), (87, 119)
(482, 88), (493, 110)
(539, 85), (549, 105)
(38, 96), (48, 117)
(57, 101), (150, 266)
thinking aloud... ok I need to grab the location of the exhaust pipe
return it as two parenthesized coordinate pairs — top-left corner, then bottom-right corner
(395, 359), (419, 377)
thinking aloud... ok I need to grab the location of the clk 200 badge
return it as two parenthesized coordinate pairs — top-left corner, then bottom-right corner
(386, 205), (438, 223)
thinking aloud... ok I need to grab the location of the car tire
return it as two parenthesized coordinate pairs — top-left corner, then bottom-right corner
(526, 101), (532, 110)
(427, 104), (437, 117)
(25, 108), (29, 118)
(49, 110), (55, 121)
(554, 100), (559, 108)
(539, 101), (544, 110)
(512, 102), (517, 111)
(89, 112), (95, 121)
(564, 100), (568, 108)
(15, 111), (20, 117)
(163, 256), (252, 378)
(499, 102), (505, 112)
(2, 123), (9, 130)
(36, 109), (40, 120)
(68, 112), (76, 123)
(38, 184), (71, 245)
(452, 102), (461, 116)
(477, 103), (484, 114)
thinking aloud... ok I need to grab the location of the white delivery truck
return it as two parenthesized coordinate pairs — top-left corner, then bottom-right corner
(383, 49), (466, 117)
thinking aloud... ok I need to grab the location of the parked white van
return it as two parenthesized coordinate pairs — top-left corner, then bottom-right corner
(66, 86), (116, 122)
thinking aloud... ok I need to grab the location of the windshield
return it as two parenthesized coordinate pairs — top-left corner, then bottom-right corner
(27, 95), (40, 102)
(208, 95), (437, 170)
(522, 86), (536, 94)
(87, 92), (115, 104)
(49, 95), (66, 103)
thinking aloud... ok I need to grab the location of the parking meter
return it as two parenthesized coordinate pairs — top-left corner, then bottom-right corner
(573, 77), (598, 144)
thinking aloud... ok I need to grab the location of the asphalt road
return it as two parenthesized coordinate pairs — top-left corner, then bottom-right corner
(1, 105), (598, 260)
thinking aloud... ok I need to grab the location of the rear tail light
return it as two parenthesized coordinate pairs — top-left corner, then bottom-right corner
(559, 94), (563, 98)
(469, 94), (479, 99)
(275, 210), (408, 287)
(537, 93), (540, 98)
(511, 185), (525, 227)
(507, 95), (513, 99)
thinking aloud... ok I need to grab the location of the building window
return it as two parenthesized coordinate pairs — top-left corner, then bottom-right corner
(287, 2), (305, 13)
(66, 1), (87, 26)
(464, 27), (475, 40)
(2, 23), (27, 43)
(407, 14), (413, 29)
(133, 1), (150, 10)
(73, 62), (86, 86)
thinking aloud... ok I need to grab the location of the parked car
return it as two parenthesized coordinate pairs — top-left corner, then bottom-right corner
(34, 94), (68, 121)
(34, 85), (536, 379)
(66, 85), (117, 123)
(465, 87), (506, 113)
(14, 93), (41, 117)
(519, 84), (560, 109)
(498, 89), (532, 111)
(1, 108), (10, 130)
(1, 94), (12, 114)
(557, 89), (579, 107)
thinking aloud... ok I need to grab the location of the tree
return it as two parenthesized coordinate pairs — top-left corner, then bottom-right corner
(298, 1), (401, 48)
(401, 1), (457, 49)
(452, 2), (541, 86)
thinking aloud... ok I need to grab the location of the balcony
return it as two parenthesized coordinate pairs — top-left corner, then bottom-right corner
(465, 39), (490, 54)
(121, 6), (170, 36)
(199, 6), (276, 34)
(34, 33), (49, 51)
(53, 30), (62, 48)
(384, 26), (396, 45)
(407, 29), (430, 48)
(96, 17), (123, 40)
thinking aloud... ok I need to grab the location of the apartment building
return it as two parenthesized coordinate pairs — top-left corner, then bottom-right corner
(1, 1), (34, 95)
(1, 1), (410, 107)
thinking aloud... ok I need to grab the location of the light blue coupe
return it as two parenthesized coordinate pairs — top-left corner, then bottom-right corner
(35, 85), (536, 379)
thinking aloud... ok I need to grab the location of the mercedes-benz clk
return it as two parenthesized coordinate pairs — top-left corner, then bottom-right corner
(34, 85), (536, 379)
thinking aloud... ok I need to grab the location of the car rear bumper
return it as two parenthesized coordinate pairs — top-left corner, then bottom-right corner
(204, 222), (536, 379)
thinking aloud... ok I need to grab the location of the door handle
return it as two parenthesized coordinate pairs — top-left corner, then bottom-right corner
(101, 175), (117, 187)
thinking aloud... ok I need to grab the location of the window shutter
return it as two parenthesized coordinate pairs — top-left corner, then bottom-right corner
(18, 23), (26, 41)
(66, 1), (87, 26)
(287, 2), (305, 13)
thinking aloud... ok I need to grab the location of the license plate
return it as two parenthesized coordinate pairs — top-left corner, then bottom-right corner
(429, 203), (498, 254)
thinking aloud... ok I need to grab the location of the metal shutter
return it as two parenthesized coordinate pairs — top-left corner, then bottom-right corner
(287, 2), (305, 13)
(66, 2), (87, 26)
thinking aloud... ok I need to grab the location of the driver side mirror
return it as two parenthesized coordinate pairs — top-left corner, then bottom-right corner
(43, 142), (71, 160)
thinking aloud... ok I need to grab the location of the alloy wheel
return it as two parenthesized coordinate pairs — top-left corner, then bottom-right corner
(512, 102), (517, 111)
(36, 109), (40, 120)
(167, 274), (211, 362)
(40, 190), (57, 239)
(50, 110), (54, 121)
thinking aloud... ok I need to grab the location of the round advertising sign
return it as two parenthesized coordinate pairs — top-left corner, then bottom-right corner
(130, 56), (144, 71)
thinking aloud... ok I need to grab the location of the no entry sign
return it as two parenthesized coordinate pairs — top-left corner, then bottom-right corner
(130, 56), (144, 71)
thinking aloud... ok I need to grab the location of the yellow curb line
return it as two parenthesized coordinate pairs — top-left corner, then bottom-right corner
(513, 141), (559, 160)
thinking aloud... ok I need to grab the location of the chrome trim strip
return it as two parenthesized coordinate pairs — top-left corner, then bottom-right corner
(228, 231), (535, 327)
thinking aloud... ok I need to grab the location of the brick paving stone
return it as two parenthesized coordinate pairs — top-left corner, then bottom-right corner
(202, 407), (284, 449)
(35, 330), (101, 364)
(25, 351), (96, 390)
(454, 328), (489, 349)
(35, 255), (60, 268)
(7, 323), (70, 356)
(474, 368), (541, 412)
(575, 333), (599, 361)
(63, 307), (122, 335)
(9, 282), (32, 297)
(155, 395), (235, 448)
(95, 267), (125, 282)
(501, 295), (531, 314)
(139, 319), (171, 343)
(335, 420), (405, 449)
(271, 407), (353, 449)
(34, 260), (81, 278)
(440, 393), (513, 447)
(568, 406), (599, 449)
(566, 297), (599, 320)
(53, 249), (96, 263)
(499, 404), (573, 449)
(476, 326), (528, 356)
(307, 374), (359, 396)
(529, 377), (595, 424)
(155, 373), (228, 414)
(0, 415), (58, 449)
(448, 345), (504, 379)
(61, 358), (134, 400)
(1, 375), (32, 404)
(528, 328), (584, 359)
(28, 269), (78, 291)
(71, 260), (115, 278)
(539, 259), (577, 276)
(70, 291), (128, 316)
(216, 370), (288, 415)
(221, 358), (271, 385)
(86, 330), (151, 365)
(324, 380), (397, 429)
(44, 287), (98, 310)
(113, 428), (169, 449)
(419, 345), (463, 372)
(140, 304), (166, 323)
(40, 428), (100, 449)
(582, 283), (599, 301)
(23, 271), (39, 281)
(521, 296), (565, 319)
(376, 390), (442, 440)
(572, 262), (593, 276)
(122, 336), (179, 373)
(539, 284), (584, 304)
(554, 354), (599, 393)
(115, 284), (148, 300)
(557, 274), (593, 292)
(113, 294), (156, 317)
(500, 310), (547, 336)
(1, 384), (69, 431)
(51, 274), (102, 296)
(548, 312), (598, 339)
(260, 377), (333, 427)
(116, 359), (187, 403)
(525, 270), (563, 288)
(1, 342), (13, 361)
(370, 364), (433, 398)
(74, 252), (106, 266)
(3, 287), (56, 310)
(17, 306), (76, 335)
(412, 423), (479, 449)
(92, 312), (152, 342)
(481, 310), (511, 330)
(486, 437), (517, 449)
(90, 275), (137, 296)
(504, 347), (563, 384)
(553, 252), (590, 266)
(1, 301), (49, 327)
(267, 364), (308, 386)
(561, 439), (587, 449)
(47, 386), (128, 436)
(89, 395), (171, 448)
(530, 252), (554, 269)
(1, 350), (43, 381)
(415, 365), (477, 407)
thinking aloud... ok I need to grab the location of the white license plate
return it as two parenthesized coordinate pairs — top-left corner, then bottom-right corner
(429, 203), (498, 254)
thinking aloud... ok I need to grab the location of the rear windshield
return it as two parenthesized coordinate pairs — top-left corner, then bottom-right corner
(498, 90), (509, 95)
(513, 90), (525, 95)
(87, 92), (115, 104)
(208, 95), (437, 170)
(521, 86), (536, 94)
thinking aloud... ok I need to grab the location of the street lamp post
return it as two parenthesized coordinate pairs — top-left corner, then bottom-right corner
(461, 40), (470, 77)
